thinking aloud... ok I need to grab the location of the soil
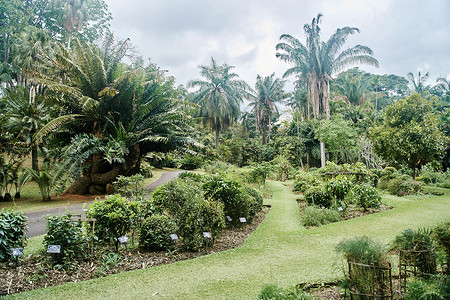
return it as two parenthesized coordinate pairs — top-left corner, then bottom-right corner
(0, 207), (269, 296)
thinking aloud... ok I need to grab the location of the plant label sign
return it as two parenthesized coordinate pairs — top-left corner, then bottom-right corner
(47, 245), (61, 254)
(202, 232), (212, 239)
(118, 236), (129, 244)
(11, 247), (23, 257)
(337, 207), (343, 211)
(226, 216), (232, 222)
(170, 234), (179, 240)
(239, 217), (247, 223)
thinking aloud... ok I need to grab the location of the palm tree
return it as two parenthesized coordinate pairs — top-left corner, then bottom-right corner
(249, 73), (290, 144)
(333, 74), (368, 106)
(276, 13), (378, 167)
(434, 76), (450, 101)
(188, 58), (249, 153)
(407, 71), (430, 95)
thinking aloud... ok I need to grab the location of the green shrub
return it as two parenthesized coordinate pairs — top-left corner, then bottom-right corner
(387, 178), (423, 196)
(271, 155), (291, 181)
(152, 178), (225, 250)
(44, 213), (88, 263)
(248, 162), (272, 184)
(420, 164), (447, 185)
(203, 176), (253, 225)
(326, 175), (353, 204)
(433, 222), (450, 274)
(140, 161), (154, 178)
(113, 174), (146, 201)
(87, 194), (140, 245)
(304, 185), (332, 208)
(293, 170), (322, 193)
(436, 180), (450, 188)
(383, 166), (396, 177)
(404, 276), (450, 300)
(178, 172), (210, 183)
(302, 206), (340, 227)
(179, 154), (203, 170)
(139, 214), (177, 251)
(336, 236), (388, 266)
(242, 186), (264, 222)
(258, 284), (314, 300)
(393, 228), (437, 276)
(0, 211), (27, 261)
(349, 183), (381, 211)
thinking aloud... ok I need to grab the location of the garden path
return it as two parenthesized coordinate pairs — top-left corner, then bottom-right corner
(26, 171), (183, 237)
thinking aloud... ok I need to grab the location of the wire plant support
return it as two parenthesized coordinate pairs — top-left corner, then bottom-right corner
(347, 261), (393, 299)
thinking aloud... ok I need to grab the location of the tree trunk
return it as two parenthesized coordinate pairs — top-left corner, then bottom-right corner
(63, 175), (92, 195)
(215, 128), (220, 154)
(320, 142), (326, 168)
(31, 145), (39, 174)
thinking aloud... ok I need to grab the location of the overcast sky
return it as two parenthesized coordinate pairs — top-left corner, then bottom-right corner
(104, 0), (450, 91)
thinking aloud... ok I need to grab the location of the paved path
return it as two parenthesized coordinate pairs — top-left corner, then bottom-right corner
(26, 171), (184, 237)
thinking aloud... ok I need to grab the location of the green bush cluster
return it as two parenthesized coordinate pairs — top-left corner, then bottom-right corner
(0, 211), (27, 261)
(304, 184), (332, 208)
(325, 175), (353, 204)
(348, 183), (381, 211)
(139, 214), (177, 251)
(302, 206), (340, 227)
(87, 194), (140, 245)
(44, 213), (88, 263)
(404, 275), (450, 300)
(293, 170), (322, 192)
(336, 236), (388, 266)
(179, 154), (203, 170)
(388, 178), (423, 196)
(248, 162), (272, 184)
(258, 284), (314, 300)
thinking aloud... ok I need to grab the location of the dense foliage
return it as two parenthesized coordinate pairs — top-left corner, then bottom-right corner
(139, 214), (177, 251)
(0, 211), (27, 261)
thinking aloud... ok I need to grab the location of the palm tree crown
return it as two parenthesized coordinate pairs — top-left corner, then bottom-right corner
(188, 57), (249, 152)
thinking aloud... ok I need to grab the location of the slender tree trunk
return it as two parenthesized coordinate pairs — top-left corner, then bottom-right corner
(320, 142), (326, 168)
(31, 144), (39, 174)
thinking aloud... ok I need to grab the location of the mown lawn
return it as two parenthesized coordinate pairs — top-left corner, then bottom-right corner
(4, 181), (449, 299)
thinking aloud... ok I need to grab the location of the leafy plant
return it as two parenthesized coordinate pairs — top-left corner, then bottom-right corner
(139, 214), (177, 251)
(26, 162), (61, 201)
(248, 162), (272, 184)
(44, 213), (88, 264)
(433, 222), (450, 274)
(0, 211), (27, 261)
(293, 170), (322, 193)
(113, 174), (146, 201)
(258, 284), (314, 300)
(304, 184), (332, 208)
(336, 236), (388, 266)
(87, 194), (140, 248)
(325, 175), (352, 206)
(302, 206), (340, 227)
(179, 154), (203, 170)
(404, 275), (450, 300)
(348, 183), (381, 211)
(393, 228), (437, 276)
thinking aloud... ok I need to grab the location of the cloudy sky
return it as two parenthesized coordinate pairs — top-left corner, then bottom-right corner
(104, 0), (450, 90)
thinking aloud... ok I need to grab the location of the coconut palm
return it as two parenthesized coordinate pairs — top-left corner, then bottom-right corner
(276, 13), (378, 167)
(249, 73), (290, 144)
(407, 71), (430, 95)
(188, 58), (249, 152)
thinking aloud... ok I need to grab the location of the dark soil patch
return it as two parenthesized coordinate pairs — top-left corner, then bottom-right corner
(0, 207), (269, 296)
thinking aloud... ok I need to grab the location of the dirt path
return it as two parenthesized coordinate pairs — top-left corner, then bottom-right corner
(26, 171), (184, 237)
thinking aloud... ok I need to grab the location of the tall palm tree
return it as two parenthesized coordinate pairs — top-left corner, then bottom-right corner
(276, 13), (378, 167)
(407, 71), (430, 95)
(188, 58), (249, 153)
(434, 76), (450, 102)
(249, 73), (290, 144)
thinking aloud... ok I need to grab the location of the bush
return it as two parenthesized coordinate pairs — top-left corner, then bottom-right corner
(152, 178), (225, 250)
(271, 155), (291, 181)
(0, 211), (27, 261)
(140, 161), (154, 178)
(242, 186), (264, 222)
(387, 178), (423, 196)
(258, 284), (314, 300)
(304, 185), (332, 208)
(203, 176), (253, 225)
(420, 164), (447, 185)
(436, 180), (450, 189)
(433, 222), (450, 272)
(404, 276), (450, 300)
(87, 194), (140, 246)
(113, 174), (146, 201)
(248, 162), (272, 184)
(393, 228), (437, 276)
(293, 170), (322, 193)
(325, 175), (353, 204)
(302, 206), (340, 227)
(348, 183), (381, 211)
(139, 214), (177, 251)
(179, 154), (203, 170)
(44, 213), (88, 263)
(336, 236), (388, 266)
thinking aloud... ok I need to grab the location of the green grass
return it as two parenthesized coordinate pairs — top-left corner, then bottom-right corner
(4, 180), (450, 299)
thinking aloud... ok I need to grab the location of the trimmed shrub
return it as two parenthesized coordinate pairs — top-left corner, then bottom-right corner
(326, 175), (353, 204)
(302, 206), (340, 227)
(293, 170), (322, 192)
(139, 214), (177, 251)
(304, 184), (332, 208)
(87, 194), (140, 245)
(202, 176), (253, 225)
(44, 213), (88, 263)
(242, 186), (264, 222)
(0, 211), (27, 261)
(349, 183), (381, 211)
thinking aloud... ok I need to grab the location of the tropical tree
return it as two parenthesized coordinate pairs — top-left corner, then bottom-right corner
(370, 93), (448, 179)
(333, 73), (368, 106)
(433, 76), (450, 102)
(188, 58), (249, 153)
(407, 71), (430, 95)
(249, 73), (290, 144)
(276, 13), (378, 167)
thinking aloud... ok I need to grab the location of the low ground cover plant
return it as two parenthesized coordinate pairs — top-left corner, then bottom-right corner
(302, 206), (340, 227)
(0, 211), (27, 261)
(258, 284), (314, 300)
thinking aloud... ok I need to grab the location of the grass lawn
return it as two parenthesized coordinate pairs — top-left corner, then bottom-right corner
(0, 168), (171, 213)
(5, 180), (449, 299)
